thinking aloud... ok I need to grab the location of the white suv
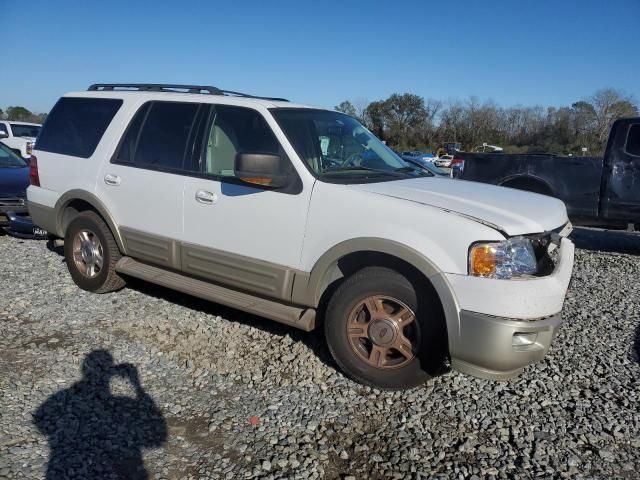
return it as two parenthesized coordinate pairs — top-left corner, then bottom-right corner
(0, 121), (41, 159)
(27, 84), (574, 389)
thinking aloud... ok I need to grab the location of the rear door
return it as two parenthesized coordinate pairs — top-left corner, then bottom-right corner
(96, 100), (204, 270)
(600, 119), (640, 222)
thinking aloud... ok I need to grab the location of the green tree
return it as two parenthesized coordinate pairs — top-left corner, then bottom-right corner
(334, 100), (357, 117)
(6, 106), (33, 122)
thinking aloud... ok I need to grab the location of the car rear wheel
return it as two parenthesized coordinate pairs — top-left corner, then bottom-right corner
(64, 211), (125, 293)
(325, 266), (445, 390)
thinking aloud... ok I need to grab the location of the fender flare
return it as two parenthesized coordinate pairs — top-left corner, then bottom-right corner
(291, 238), (460, 338)
(54, 189), (126, 253)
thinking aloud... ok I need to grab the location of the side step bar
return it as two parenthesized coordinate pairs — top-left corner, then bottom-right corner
(115, 257), (316, 331)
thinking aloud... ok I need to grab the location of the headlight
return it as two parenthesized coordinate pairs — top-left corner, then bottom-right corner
(469, 237), (537, 279)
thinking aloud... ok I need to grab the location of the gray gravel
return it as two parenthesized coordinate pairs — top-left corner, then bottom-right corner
(0, 228), (639, 479)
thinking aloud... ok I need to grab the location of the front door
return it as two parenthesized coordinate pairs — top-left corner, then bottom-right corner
(181, 104), (311, 301)
(600, 119), (640, 222)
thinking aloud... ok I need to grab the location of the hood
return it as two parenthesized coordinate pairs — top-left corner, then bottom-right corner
(0, 166), (29, 197)
(351, 177), (568, 236)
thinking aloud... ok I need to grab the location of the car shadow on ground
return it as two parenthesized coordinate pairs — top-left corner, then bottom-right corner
(33, 350), (167, 480)
(126, 277), (338, 371)
(570, 227), (640, 254)
(45, 240), (338, 371)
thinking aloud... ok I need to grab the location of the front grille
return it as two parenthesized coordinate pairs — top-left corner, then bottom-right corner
(0, 197), (25, 207)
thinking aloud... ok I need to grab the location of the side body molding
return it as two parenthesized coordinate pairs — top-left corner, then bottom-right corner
(54, 189), (127, 254)
(292, 238), (461, 340)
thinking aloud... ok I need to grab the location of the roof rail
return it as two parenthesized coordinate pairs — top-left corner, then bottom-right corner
(87, 84), (289, 102)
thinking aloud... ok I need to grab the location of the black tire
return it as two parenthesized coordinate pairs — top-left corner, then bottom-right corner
(325, 266), (446, 390)
(64, 211), (126, 293)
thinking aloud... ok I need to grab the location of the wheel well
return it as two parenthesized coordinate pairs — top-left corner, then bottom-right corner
(317, 251), (447, 332)
(61, 199), (101, 233)
(500, 177), (553, 196)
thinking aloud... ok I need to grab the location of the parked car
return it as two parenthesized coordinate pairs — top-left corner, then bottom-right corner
(28, 83), (575, 389)
(434, 154), (454, 168)
(401, 151), (435, 163)
(403, 156), (450, 176)
(453, 117), (640, 229)
(0, 142), (46, 238)
(0, 121), (42, 159)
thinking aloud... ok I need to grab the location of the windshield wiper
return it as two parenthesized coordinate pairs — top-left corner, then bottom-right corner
(393, 165), (431, 176)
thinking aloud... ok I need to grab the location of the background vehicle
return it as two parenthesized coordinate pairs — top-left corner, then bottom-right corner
(434, 154), (453, 168)
(0, 143), (46, 238)
(0, 121), (42, 159)
(453, 117), (640, 228)
(400, 151), (435, 163)
(473, 143), (503, 153)
(404, 156), (450, 176)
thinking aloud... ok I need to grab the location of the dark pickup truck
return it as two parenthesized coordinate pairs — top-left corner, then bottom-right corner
(453, 117), (640, 228)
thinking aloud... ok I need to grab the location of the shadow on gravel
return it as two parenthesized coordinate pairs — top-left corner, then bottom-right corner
(126, 277), (339, 371)
(570, 227), (640, 254)
(33, 350), (167, 480)
(44, 241), (339, 371)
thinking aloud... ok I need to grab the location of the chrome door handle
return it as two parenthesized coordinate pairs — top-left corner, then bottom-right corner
(195, 190), (217, 204)
(104, 174), (121, 186)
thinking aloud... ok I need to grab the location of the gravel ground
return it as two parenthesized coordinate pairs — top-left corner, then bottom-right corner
(0, 228), (639, 479)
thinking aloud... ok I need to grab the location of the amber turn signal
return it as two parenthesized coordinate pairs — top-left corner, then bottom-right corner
(239, 177), (273, 186)
(469, 244), (497, 277)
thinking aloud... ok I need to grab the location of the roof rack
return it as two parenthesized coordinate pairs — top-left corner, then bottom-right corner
(87, 84), (289, 102)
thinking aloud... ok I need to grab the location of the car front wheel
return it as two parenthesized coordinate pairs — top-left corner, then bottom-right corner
(325, 266), (446, 390)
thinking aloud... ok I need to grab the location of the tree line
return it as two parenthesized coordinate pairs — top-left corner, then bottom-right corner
(0, 106), (47, 124)
(335, 88), (638, 156)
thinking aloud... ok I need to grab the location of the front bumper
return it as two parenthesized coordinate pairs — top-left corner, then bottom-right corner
(445, 237), (574, 380)
(0, 199), (28, 227)
(450, 311), (562, 380)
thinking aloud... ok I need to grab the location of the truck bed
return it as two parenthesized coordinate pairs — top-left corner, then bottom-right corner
(456, 152), (605, 224)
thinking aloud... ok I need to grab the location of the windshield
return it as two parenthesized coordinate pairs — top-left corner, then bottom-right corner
(10, 123), (41, 138)
(0, 143), (27, 167)
(272, 109), (430, 182)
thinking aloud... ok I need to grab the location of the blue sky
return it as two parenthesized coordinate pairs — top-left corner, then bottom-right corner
(1, 0), (638, 113)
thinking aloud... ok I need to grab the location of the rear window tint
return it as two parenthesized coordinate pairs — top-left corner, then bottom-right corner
(114, 101), (199, 171)
(36, 97), (122, 158)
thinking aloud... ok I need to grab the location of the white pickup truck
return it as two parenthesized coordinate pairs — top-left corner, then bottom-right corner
(27, 84), (575, 390)
(0, 121), (41, 159)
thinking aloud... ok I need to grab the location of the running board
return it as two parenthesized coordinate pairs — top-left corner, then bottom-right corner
(115, 257), (316, 331)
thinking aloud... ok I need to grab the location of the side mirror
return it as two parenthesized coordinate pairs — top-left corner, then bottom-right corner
(0, 131), (8, 139)
(235, 152), (289, 188)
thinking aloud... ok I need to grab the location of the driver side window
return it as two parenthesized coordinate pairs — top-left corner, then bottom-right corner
(204, 106), (280, 177)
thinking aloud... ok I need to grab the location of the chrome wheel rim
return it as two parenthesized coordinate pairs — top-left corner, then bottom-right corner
(346, 295), (420, 369)
(72, 229), (104, 278)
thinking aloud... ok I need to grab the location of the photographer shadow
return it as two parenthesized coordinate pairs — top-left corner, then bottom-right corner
(33, 350), (167, 480)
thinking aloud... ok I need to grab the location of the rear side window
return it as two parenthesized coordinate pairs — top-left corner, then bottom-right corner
(36, 97), (122, 158)
(625, 124), (640, 157)
(115, 102), (199, 171)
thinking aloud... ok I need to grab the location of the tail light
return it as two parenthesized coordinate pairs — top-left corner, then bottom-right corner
(29, 155), (40, 186)
(451, 156), (465, 176)
(26, 141), (33, 156)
